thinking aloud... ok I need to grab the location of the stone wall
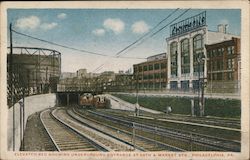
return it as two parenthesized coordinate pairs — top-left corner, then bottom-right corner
(7, 93), (56, 151)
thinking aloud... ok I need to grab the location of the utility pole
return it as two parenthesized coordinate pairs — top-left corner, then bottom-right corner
(197, 55), (201, 117)
(198, 53), (205, 117)
(9, 23), (15, 151)
(22, 87), (25, 150)
(135, 69), (139, 116)
(132, 122), (135, 150)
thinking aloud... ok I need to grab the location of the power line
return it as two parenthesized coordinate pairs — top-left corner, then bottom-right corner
(93, 9), (190, 73)
(120, 8), (191, 57)
(149, 8), (191, 38)
(12, 30), (108, 57)
(115, 8), (179, 57)
(92, 9), (180, 73)
(11, 29), (146, 60)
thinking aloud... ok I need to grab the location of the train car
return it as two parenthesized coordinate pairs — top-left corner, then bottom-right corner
(79, 93), (94, 108)
(79, 93), (110, 109)
(93, 95), (110, 109)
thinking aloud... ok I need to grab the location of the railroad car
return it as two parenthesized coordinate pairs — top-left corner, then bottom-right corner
(93, 95), (110, 109)
(79, 93), (94, 108)
(79, 93), (110, 109)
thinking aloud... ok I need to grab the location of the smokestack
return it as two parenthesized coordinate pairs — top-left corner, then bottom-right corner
(218, 24), (228, 33)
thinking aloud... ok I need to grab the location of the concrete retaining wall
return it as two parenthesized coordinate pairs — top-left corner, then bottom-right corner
(7, 93), (56, 151)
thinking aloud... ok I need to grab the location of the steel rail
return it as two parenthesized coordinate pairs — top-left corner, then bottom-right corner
(72, 108), (185, 151)
(40, 108), (108, 151)
(86, 109), (240, 152)
(40, 109), (60, 151)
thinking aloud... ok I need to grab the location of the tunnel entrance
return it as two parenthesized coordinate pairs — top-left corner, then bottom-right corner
(57, 92), (79, 106)
(56, 91), (102, 107)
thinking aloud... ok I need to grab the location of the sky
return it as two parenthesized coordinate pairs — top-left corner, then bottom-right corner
(7, 9), (241, 73)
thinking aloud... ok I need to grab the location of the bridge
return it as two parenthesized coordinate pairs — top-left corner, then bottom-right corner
(56, 91), (103, 106)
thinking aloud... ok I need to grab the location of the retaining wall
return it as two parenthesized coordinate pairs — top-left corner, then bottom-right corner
(7, 93), (56, 151)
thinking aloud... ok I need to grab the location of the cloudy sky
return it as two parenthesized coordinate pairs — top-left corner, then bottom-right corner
(7, 9), (240, 73)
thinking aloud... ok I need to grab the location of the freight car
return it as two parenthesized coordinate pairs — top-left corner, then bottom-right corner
(79, 93), (110, 109)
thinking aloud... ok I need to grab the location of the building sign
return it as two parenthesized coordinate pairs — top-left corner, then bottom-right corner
(170, 11), (206, 37)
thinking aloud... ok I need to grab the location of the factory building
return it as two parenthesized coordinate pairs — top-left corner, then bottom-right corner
(166, 11), (240, 91)
(133, 53), (168, 91)
(205, 37), (241, 93)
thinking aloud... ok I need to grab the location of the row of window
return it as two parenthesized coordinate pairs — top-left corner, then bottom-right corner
(207, 72), (235, 81)
(135, 63), (167, 72)
(207, 46), (235, 58)
(170, 34), (203, 75)
(136, 72), (167, 80)
(208, 58), (235, 71)
(138, 82), (167, 89)
(170, 80), (200, 90)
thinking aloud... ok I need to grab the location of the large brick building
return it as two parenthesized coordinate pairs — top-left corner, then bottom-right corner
(205, 37), (241, 93)
(133, 53), (168, 90)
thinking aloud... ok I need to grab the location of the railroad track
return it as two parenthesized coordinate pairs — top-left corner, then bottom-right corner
(80, 108), (240, 152)
(69, 108), (184, 151)
(101, 109), (240, 129)
(40, 109), (107, 151)
(53, 108), (134, 151)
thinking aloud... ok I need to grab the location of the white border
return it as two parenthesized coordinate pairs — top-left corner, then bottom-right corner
(0, 1), (249, 160)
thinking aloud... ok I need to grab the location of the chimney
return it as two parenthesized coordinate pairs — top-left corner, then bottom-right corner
(218, 24), (228, 33)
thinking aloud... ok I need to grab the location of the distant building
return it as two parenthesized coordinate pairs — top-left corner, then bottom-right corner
(76, 69), (87, 78)
(109, 73), (134, 92)
(133, 53), (168, 90)
(100, 71), (115, 81)
(205, 37), (241, 93)
(166, 11), (240, 91)
(60, 72), (76, 79)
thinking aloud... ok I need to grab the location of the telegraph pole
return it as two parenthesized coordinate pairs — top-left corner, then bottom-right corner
(135, 70), (139, 116)
(9, 23), (15, 151)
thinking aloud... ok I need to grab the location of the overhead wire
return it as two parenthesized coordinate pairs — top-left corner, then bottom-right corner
(92, 8), (190, 72)
(115, 8), (180, 57)
(118, 8), (191, 57)
(11, 29), (146, 60)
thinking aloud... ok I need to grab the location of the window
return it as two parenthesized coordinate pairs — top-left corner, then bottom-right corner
(143, 65), (148, 71)
(193, 34), (204, 73)
(207, 51), (211, 58)
(170, 42), (178, 76)
(154, 73), (160, 79)
(149, 65), (153, 71)
(227, 46), (235, 55)
(161, 63), (166, 69)
(227, 72), (233, 80)
(181, 39), (190, 74)
(170, 81), (177, 90)
(138, 75), (142, 80)
(212, 49), (217, 57)
(134, 66), (138, 73)
(227, 59), (232, 69)
(181, 80), (189, 91)
(154, 63), (160, 70)
(143, 74), (148, 80)
(217, 73), (222, 80)
(218, 48), (223, 56)
(216, 60), (223, 70)
(148, 74), (153, 79)
(161, 72), (166, 78)
(139, 66), (142, 72)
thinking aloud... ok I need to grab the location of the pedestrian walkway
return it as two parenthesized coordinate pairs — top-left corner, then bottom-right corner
(106, 94), (162, 114)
